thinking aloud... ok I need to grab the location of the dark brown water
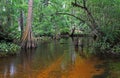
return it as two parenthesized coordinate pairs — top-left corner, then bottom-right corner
(0, 38), (105, 78)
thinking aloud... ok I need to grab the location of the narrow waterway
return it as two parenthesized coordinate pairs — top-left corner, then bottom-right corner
(0, 38), (106, 78)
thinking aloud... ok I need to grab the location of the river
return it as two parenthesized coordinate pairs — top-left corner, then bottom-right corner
(0, 37), (108, 78)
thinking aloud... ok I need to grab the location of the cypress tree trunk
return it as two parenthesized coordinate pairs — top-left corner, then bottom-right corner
(21, 0), (36, 49)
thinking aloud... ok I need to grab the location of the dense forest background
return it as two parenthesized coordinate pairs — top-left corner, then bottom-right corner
(0, 0), (120, 56)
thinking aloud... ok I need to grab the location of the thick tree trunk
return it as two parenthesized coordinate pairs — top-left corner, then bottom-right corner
(21, 0), (36, 48)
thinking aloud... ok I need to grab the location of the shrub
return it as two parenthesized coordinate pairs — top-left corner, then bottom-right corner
(0, 42), (20, 57)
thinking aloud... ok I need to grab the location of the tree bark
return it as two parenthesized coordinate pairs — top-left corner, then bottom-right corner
(21, 0), (36, 49)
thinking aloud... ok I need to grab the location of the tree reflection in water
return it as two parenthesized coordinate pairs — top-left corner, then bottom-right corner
(0, 38), (105, 78)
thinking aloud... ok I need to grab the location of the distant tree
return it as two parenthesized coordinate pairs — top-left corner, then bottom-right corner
(18, 10), (24, 39)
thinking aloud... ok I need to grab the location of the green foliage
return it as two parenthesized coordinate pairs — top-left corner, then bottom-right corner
(109, 62), (120, 71)
(87, 0), (120, 53)
(32, 0), (83, 36)
(60, 27), (69, 34)
(95, 33), (120, 53)
(0, 0), (21, 41)
(0, 24), (21, 41)
(107, 61), (120, 78)
(95, 42), (110, 51)
(8, 26), (21, 39)
(0, 42), (20, 57)
(112, 44), (120, 53)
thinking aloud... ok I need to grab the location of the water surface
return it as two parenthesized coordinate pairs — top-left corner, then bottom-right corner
(0, 38), (105, 78)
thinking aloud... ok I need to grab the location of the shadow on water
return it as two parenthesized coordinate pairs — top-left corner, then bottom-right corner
(0, 37), (109, 78)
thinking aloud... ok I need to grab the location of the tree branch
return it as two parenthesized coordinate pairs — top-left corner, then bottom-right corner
(71, 0), (103, 36)
(54, 12), (85, 23)
(71, 1), (85, 9)
(83, 0), (86, 7)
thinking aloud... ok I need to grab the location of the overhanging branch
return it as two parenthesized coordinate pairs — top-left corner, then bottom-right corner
(54, 12), (85, 23)
(71, 0), (103, 36)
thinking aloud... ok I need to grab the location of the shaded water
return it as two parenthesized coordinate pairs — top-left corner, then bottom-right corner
(0, 38), (105, 78)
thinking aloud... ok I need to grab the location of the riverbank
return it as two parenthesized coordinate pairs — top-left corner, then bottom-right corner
(0, 42), (20, 57)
